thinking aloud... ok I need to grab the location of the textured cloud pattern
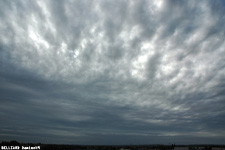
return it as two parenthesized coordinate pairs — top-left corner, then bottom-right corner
(0, 0), (225, 144)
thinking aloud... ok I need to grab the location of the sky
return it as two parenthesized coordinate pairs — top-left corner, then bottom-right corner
(0, 0), (225, 145)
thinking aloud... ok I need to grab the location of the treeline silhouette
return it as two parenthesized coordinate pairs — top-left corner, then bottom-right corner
(1, 141), (225, 150)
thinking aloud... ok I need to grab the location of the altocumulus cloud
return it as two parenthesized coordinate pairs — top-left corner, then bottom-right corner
(0, 0), (225, 145)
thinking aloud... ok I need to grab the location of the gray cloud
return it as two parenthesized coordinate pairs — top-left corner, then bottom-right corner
(0, 0), (225, 145)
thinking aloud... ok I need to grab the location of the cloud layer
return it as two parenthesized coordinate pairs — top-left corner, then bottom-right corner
(0, 0), (225, 144)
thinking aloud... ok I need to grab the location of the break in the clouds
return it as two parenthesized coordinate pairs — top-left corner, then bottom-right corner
(0, 0), (225, 145)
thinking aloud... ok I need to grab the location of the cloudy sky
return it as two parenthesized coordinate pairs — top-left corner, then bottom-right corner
(0, 0), (225, 145)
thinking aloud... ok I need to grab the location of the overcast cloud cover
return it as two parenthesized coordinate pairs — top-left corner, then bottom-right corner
(0, 0), (225, 145)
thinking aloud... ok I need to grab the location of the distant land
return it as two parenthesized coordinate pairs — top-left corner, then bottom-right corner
(1, 141), (225, 150)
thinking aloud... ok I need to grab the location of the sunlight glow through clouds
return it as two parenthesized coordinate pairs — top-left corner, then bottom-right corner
(131, 42), (155, 80)
(29, 27), (50, 49)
